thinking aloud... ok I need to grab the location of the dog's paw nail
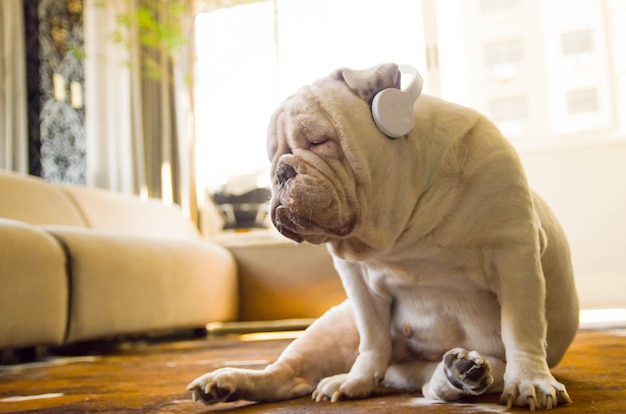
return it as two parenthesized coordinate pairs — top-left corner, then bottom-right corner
(314, 390), (326, 402)
(331, 390), (342, 403)
(558, 390), (572, 405)
(527, 396), (536, 411)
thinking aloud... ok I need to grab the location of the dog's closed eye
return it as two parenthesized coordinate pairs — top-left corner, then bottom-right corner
(308, 137), (339, 158)
(309, 136), (330, 147)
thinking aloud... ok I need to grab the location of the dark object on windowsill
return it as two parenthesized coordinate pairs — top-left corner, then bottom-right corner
(212, 187), (271, 230)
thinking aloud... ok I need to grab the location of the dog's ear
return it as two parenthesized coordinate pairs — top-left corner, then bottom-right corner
(337, 63), (401, 103)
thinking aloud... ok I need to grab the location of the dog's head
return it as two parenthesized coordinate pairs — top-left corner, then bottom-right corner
(266, 63), (402, 245)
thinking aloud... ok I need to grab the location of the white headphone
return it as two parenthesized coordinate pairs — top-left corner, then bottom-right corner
(371, 64), (424, 138)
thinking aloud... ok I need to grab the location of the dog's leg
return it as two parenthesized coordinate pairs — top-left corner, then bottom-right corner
(188, 365), (311, 405)
(312, 260), (394, 402)
(490, 243), (572, 410)
(188, 301), (358, 404)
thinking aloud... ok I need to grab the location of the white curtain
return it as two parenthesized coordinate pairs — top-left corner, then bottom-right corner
(83, 1), (140, 195)
(0, 0), (28, 173)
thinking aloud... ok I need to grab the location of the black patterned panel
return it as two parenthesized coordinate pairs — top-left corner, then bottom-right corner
(24, 0), (42, 178)
(24, 0), (85, 184)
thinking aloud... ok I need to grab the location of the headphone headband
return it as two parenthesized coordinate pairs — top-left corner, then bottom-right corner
(398, 64), (423, 104)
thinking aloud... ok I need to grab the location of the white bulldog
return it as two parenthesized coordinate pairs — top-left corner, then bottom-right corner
(188, 63), (580, 410)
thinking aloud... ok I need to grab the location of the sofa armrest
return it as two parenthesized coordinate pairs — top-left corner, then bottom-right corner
(0, 219), (68, 348)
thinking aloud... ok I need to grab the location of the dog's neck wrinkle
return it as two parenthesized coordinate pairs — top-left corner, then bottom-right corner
(330, 156), (432, 262)
(329, 201), (418, 261)
(329, 235), (391, 262)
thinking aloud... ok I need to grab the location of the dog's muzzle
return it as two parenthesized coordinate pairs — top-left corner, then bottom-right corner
(270, 161), (355, 244)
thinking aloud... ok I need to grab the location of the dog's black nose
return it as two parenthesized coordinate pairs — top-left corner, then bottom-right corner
(276, 163), (297, 185)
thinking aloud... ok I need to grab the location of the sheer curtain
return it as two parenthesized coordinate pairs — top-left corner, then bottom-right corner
(0, 0), (28, 173)
(83, 0), (197, 221)
(84, 1), (140, 194)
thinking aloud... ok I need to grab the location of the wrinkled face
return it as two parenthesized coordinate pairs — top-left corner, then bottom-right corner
(266, 64), (401, 244)
(267, 89), (357, 244)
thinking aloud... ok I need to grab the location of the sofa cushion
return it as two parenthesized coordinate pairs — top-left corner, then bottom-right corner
(44, 227), (238, 343)
(62, 185), (201, 240)
(0, 170), (87, 226)
(0, 219), (68, 348)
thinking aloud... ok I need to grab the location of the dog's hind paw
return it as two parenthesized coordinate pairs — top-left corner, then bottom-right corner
(443, 348), (493, 396)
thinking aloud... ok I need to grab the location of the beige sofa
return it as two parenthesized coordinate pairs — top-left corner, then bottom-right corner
(0, 170), (344, 351)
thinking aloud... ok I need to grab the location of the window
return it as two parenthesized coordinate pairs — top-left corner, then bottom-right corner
(488, 96), (528, 138)
(484, 40), (523, 66)
(194, 0), (426, 192)
(194, 2), (277, 191)
(483, 40), (523, 82)
(561, 29), (593, 56)
(195, 0), (625, 189)
(567, 88), (599, 114)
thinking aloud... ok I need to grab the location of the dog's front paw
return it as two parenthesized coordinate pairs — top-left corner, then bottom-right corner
(500, 375), (572, 411)
(187, 368), (248, 405)
(312, 373), (377, 402)
(444, 348), (493, 395)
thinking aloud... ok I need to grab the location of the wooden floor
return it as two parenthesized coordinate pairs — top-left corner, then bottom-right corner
(0, 329), (624, 413)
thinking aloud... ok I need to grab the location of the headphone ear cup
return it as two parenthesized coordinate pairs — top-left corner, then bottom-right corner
(372, 88), (416, 138)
